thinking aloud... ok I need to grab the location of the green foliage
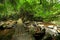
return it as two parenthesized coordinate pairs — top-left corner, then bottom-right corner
(19, 0), (60, 22)
(0, 0), (60, 22)
(0, 3), (4, 13)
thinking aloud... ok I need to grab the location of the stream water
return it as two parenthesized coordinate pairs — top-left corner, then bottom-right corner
(12, 19), (35, 40)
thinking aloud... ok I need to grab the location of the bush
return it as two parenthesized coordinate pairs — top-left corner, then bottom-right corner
(0, 0), (60, 22)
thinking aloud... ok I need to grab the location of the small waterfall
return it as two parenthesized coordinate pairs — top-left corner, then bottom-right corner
(12, 19), (34, 40)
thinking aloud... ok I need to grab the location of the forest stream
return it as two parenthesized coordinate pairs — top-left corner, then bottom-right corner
(0, 19), (60, 40)
(12, 19), (35, 40)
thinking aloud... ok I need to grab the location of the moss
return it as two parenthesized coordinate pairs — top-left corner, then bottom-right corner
(0, 29), (15, 40)
(55, 34), (60, 40)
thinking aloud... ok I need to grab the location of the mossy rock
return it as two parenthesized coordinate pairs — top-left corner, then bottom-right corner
(0, 29), (15, 40)
(55, 34), (60, 40)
